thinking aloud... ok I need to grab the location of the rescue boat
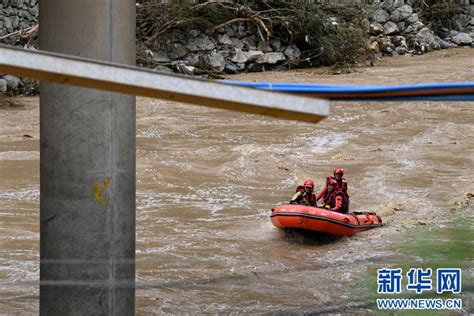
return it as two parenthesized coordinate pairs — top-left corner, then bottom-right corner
(271, 205), (382, 236)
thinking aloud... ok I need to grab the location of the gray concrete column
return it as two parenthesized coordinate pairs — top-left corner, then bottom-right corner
(39, 0), (136, 314)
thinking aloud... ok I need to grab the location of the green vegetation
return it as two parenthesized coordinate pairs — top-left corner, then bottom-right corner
(136, 0), (371, 67)
(412, 0), (466, 33)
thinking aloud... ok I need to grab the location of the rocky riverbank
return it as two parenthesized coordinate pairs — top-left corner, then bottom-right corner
(1, 0), (473, 95)
(368, 0), (473, 55)
(137, 26), (302, 77)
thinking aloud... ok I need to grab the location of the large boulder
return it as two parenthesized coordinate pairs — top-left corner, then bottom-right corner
(436, 37), (457, 49)
(380, 0), (395, 11)
(2, 75), (22, 90)
(404, 21), (425, 34)
(200, 52), (225, 72)
(373, 9), (390, 23)
(168, 43), (188, 60)
(398, 5), (413, 20)
(184, 53), (200, 67)
(18, 9), (32, 21)
(391, 5), (413, 22)
(451, 32), (473, 45)
(245, 50), (265, 63)
(406, 13), (418, 24)
(370, 23), (384, 35)
(3, 6), (15, 16)
(29, 5), (38, 17)
(393, 0), (405, 8)
(11, 15), (19, 29)
(416, 28), (437, 48)
(186, 36), (215, 52)
(4, 17), (13, 32)
(254, 52), (286, 64)
(284, 45), (301, 63)
(230, 49), (247, 63)
(384, 21), (399, 35)
(217, 34), (232, 46)
(230, 49), (263, 64)
(230, 37), (244, 50)
(390, 8), (403, 22)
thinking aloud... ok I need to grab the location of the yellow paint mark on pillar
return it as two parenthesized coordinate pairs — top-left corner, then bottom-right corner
(102, 177), (110, 189)
(93, 178), (110, 205)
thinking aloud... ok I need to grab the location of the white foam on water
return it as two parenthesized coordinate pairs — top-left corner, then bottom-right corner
(337, 113), (365, 123)
(137, 185), (252, 215)
(0, 258), (38, 286)
(0, 188), (39, 202)
(138, 129), (165, 138)
(293, 132), (353, 155)
(280, 174), (300, 188)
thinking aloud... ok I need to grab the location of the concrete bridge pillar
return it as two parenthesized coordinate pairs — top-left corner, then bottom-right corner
(39, 0), (136, 314)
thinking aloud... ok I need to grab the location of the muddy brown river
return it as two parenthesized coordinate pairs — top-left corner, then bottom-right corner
(1, 49), (473, 314)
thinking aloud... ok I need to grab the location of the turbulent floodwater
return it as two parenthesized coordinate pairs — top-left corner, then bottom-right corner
(1, 49), (473, 314)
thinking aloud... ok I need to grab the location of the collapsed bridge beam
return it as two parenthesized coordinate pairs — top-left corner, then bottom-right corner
(0, 45), (330, 123)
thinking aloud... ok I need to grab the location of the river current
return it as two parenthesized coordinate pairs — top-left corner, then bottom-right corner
(0, 49), (473, 314)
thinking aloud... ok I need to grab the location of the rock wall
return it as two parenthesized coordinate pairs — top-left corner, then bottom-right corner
(0, 0), (38, 45)
(369, 0), (473, 56)
(138, 26), (302, 77)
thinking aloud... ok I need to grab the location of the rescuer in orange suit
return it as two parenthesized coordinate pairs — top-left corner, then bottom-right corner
(289, 179), (317, 207)
(323, 179), (349, 213)
(316, 167), (349, 204)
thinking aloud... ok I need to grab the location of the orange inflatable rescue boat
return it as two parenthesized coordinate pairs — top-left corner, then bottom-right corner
(271, 205), (382, 236)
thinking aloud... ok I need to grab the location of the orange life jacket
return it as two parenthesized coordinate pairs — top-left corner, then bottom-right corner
(326, 176), (348, 192)
(294, 186), (317, 207)
(324, 189), (349, 213)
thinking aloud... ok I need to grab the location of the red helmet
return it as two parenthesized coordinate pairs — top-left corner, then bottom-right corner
(334, 167), (344, 176)
(303, 179), (314, 187)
